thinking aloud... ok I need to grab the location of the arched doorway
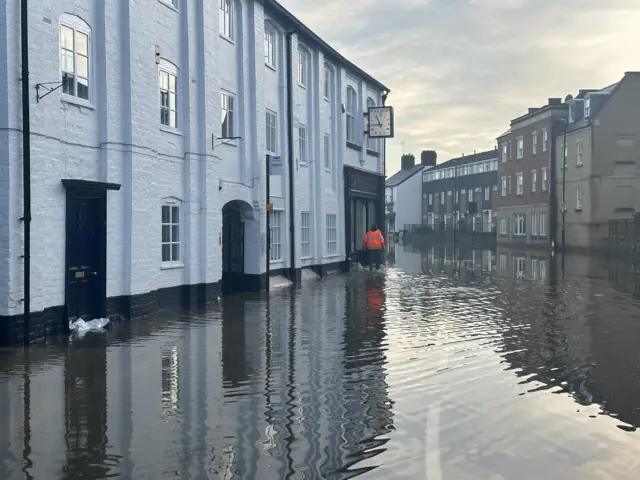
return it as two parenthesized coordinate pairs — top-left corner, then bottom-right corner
(222, 200), (252, 295)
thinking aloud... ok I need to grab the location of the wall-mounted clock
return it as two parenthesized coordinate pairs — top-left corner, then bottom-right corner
(367, 106), (394, 139)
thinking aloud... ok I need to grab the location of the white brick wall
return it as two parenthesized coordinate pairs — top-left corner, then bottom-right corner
(0, 0), (386, 318)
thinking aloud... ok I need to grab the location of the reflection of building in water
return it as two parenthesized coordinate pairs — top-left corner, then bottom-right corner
(495, 245), (549, 282)
(161, 345), (180, 414)
(394, 243), (423, 273)
(419, 244), (496, 277)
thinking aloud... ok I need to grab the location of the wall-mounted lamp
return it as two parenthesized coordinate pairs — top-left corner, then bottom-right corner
(340, 103), (346, 113)
(155, 45), (162, 64)
(218, 178), (224, 191)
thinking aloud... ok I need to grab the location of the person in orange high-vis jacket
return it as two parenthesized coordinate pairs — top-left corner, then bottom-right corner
(362, 224), (385, 270)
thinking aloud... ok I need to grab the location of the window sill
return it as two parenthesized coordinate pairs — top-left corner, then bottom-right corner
(324, 254), (340, 259)
(366, 149), (380, 157)
(160, 125), (182, 136)
(265, 63), (276, 72)
(220, 34), (235, 45)
(324, 96), (330, 102)
(269, 259), (284, 265)
(301, 256), (313, 261)
(161, 263), (184, 270)
(158, 0), (178, 12)
(346, 141), (361, 152)
(576, 163), (583, 167)
(298, 83), (307, 89)
(61, 95), (95, 110)
(575, 208), (583, 212)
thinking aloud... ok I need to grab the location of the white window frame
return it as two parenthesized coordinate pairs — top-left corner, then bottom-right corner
(541, 167), (548, 191)
(499, 254), (507, 270)
(539, 212), (547, 237)
(324, 133), (331, 171)
(161, 201), (182, 266)
(297, 48), (308, 86)
(532, 132), (537, 155)
(266, 110), (277, 154)
(576, 187), (583, 210)
(159, 60), (179, 129)
(264, 23), (276, 68)
(531, 212), (538, 236)
(428, 193), (433, 205)
(219, 0), (233, 40)
(501, 176), (507, 197)
(345, 86), (357, 144)
(516, 172), (523, 196)
(269, 210), (284, 262)
(576, 141), (583, 166)
(484, 187), (490, 201)
(441, 192), (445, 205)
(513, 213), (526, 236)
(584, 97), (591, 118)
(468, 189), (473, 203)
(508, 175), (512, 194)
(516, 137), (524, 159)
(326, 214), (338, 256)
(542, 129), (548, 152)
(221, 91), (235, 138)
(514, 257), (526, 278)
(499, 218), (507, 235)
(324, 62), (331, 100)
(366, 97), (378, 152)
(59, 15), (91, 103)
(298, 125), (308, 164)
(301, 212), (311, 258)
(531, 169), (537, 192)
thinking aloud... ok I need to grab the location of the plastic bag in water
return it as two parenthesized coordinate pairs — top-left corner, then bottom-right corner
(69, 318), (110, 333)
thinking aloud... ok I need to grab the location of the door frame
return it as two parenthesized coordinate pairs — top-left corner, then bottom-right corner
(221, 204), (246, 295)
(61, 179), (119, 325)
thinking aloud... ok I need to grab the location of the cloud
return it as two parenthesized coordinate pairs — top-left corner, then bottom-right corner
(278, 0), (640, 172)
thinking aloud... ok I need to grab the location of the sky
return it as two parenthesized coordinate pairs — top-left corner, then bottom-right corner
(279, 0), (640, 175)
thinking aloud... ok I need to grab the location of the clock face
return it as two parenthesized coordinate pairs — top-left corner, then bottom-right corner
(368, 106), (394, 138)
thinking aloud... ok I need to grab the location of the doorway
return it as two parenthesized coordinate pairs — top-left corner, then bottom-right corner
(65, 190), (107, 323)
(222, 201), (247, 295)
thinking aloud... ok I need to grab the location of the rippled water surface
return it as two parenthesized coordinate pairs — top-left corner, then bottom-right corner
(3, 246), (640, 479)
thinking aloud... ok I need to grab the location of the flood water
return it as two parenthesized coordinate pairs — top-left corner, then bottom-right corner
(3, 244), (640, 479)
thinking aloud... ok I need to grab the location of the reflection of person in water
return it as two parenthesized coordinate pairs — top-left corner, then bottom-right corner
(364, 276), (385, 325)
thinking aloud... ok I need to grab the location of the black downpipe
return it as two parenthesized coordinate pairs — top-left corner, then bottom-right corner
(21, 0), (31, 346)
(286, 31), (296, 280)
(266, 154), (270, 290)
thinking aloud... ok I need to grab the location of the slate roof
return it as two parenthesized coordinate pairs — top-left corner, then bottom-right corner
(429, 149), (498, 171)
(385, 164), (427, 187)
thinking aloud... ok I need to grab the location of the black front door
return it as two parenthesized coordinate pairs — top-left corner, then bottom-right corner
(66, 192), (106, 322)
(222, 209), (245, 294)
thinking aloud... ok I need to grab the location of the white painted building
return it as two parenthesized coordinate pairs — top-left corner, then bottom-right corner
(385, 153), (435, 234)
(0, 0), (388, 344)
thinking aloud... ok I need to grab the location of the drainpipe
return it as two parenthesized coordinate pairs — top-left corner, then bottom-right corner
(286, 30), (296, 280)
(266, 154), (270, 290)
(21, 0), (32, 346)
(381, 90), (390, 237)
(562, 122), (567, 252)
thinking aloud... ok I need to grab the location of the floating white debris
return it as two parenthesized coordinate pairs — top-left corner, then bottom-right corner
(69, 318), (110, 333)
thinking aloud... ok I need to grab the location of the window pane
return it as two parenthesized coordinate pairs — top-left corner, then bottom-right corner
(171, 206), (179, 222)
(76, 54), (88, 78)
(162, 225), (171, 243)
(160, 71), (169, 90)
(62, 73), (75, 95)
(77, 77), (89, 99)
(60, 26), (74, 50)
(161, 108), (169, 126)
(162, 244), (171, 262)
(171, 225), (179, 242)
(169, 110), (176, 127)
(169, 92), (176, 110)
(162, 206), (170, 223)
(172, 243), (180, 262)
(160, 91), (169, 108)
(61, 49), (74, 73)
(169, 74), (176, 92)
(76, 31), (88, 56)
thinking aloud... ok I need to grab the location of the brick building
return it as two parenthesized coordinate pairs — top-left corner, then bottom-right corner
(0, 0), (388, 344)
(496, 99), (568, 248)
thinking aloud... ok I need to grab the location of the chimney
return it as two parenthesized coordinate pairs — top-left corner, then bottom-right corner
(528, 107), (539, 114)
(420, 150), (437, 167)
(548, 98), (562, 105)
(401, 154), (415, 170)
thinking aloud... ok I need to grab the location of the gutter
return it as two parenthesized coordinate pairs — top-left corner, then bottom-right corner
(20, 0), (32, 345)
(286, 30), (296, 279)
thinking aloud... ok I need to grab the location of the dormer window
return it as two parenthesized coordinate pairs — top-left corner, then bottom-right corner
(584, 97), (591, 118)
(569, 104), (574, 123)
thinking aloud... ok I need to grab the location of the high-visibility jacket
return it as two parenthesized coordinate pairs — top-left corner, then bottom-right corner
(362, 229), (384, 250)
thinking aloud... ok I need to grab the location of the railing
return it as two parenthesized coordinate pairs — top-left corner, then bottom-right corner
(609, 219), (640, 239)
(404, 222), (497, 235)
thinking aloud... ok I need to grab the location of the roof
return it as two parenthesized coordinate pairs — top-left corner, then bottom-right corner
(386, 164), (427, 187)
(429, 149), (498, 171)
(264, 0), (390, 92)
